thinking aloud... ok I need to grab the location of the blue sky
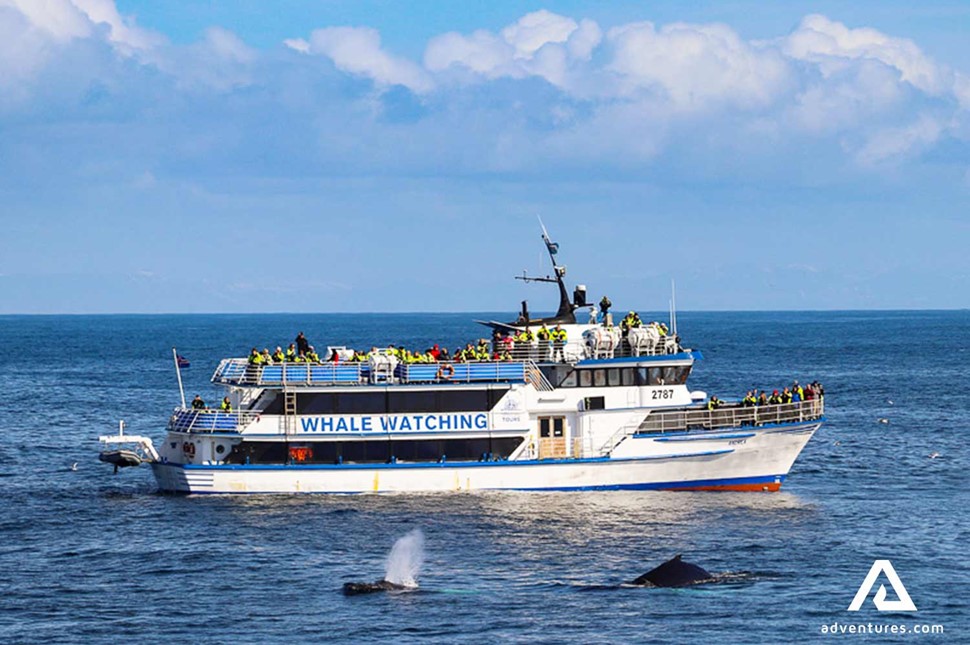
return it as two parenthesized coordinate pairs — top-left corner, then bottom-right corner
(1, 1), (968, 314)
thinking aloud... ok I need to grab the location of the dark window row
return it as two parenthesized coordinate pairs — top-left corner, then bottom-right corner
(260, 388), (508, 415)
(540, 365), (691, 388)
(226, 436), (524, 465)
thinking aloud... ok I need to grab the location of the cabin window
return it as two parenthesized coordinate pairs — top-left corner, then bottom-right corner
(296, 392), (336, 414)
(559, 370), (577, 387)
(439, 390), (490, 412)
(338, 392), (385, 414)
(621, 369), (635, 386)
(552, 417), (564, 437)
(539, 416), (566, 438)
(584, 396), (605, 410)
(648, 367), (664, 385)
(579, 370), (593, 387)
(593, 370), (607, 387)
(607, 369), (621, 387)
(224, 437), (525, 465)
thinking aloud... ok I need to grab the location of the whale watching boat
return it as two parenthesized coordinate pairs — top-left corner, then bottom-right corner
(99, 227), (824, 494)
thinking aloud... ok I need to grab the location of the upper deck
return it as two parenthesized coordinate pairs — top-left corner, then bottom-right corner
(211, 358), (551, 389)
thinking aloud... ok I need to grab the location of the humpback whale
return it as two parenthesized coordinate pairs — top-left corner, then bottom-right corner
(342, 579), (412, 596)
(631, 554), (714, 587)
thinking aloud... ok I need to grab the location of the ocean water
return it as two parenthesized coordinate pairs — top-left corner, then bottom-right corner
(0, 311), (966, 643)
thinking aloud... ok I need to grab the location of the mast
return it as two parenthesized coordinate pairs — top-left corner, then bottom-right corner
(536, 217), (575, 322)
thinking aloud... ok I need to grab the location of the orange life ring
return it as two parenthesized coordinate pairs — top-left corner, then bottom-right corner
(436, 363), (455, 380)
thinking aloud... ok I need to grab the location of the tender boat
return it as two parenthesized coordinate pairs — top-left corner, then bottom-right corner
(99, 228), (824, 494)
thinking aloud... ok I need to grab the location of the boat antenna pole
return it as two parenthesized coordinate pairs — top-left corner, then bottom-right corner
(173, 347), (187, 408)
(670, 279), (678, 336)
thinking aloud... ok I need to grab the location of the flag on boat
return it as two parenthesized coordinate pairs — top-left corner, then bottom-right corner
(176, 355), (190, 368)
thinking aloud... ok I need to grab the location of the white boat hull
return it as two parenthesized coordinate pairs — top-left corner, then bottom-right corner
(150, 422), (820, 494)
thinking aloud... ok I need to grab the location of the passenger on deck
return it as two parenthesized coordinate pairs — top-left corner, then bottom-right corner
(781, 388), (793, 404)
(536, 325), (551, 361)
(261, 348), (273, 364)
(272, 346), (285, 363)
(792, 381), (804, 401)
(769, 390), (783, 404)
(620, 311), (642, 335)
(296, 332), (310, 356)
(220, 397), (232, 412)
(306, 346), (320, 363)
(499, 332), (514, 354)
(248, 347), (263, 365)
(742, 391), (757, 407)
(707, 395), (723, 411)
(285, 344), (297, 362)
(599, 296), (611, 315)
(758, 391), (769, 406)
(551, 324), (567, 361)
(191, 395), (206, 410)
(429, 344), (441, 361)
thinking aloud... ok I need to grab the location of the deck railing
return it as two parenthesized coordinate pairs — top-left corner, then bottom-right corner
(168, 408), (261, 433)
(498, 336), (683, 363)
(636, 399), (825, 435)
(211, 358), (536, 388)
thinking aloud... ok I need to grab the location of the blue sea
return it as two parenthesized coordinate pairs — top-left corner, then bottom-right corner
(0, 311), (966, 643)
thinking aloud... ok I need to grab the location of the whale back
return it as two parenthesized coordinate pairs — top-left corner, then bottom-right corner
(631, 554), (713, 587)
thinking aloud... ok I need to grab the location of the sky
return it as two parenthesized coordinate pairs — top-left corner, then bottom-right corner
(0, 0), (968, 314)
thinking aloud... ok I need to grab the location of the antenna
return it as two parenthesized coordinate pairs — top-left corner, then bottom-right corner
(173, 347), (186, 408)
(670, 279), (678, 336)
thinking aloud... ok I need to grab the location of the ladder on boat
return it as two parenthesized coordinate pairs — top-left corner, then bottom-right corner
(282, 389), (297, 435)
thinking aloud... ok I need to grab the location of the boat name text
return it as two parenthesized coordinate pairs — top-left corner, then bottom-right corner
(298, 413), (489, 434)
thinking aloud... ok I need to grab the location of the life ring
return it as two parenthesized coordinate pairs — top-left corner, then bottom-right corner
(182, 442), (196, 459)
(436, 363), (455, 381)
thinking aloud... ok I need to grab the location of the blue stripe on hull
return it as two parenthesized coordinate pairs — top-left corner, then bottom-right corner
(152, 471), (786, 495)
(503, 474), (786, 492)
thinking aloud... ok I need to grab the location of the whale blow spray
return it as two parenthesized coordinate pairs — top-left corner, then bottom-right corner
(384, 528), (425, 588)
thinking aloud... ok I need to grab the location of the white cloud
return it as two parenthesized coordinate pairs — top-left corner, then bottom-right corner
(789, 61), (906, 133)
(606, 21), (791, 111)
(854, 114), (945, 165)
(287, 26), (433, 93)
(424, 10), (601, 90)
(784, 14), (947, 95)
(500, 9), (578, 58)
(72, 0), (163, 52)
(0, 0), (91, 41)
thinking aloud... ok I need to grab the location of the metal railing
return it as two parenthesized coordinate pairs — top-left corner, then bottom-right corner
(498, 336), (683, 363)
(211, 358), (537, 388)
(168, 408), (261, 433)
(636, 399), (824, 435)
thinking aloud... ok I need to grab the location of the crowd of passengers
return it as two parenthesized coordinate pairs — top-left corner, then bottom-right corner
(706, 380), (825, 410)
(244, 315), (673, 368)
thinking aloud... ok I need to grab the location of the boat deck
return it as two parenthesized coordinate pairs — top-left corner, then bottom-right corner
(211, 358), (549, 389)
